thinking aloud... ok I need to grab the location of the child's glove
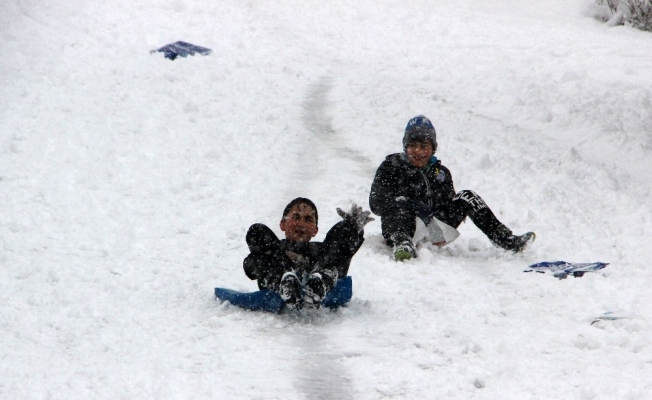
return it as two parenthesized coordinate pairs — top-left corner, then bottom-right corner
(337, 204), (375, 233)
(414, 203), (435, 226)
(406, 199), (435, 226)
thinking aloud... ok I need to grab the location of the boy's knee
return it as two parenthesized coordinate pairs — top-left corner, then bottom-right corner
(381, 213), (416, 242)
(247, 223), (269, 236)
(246, 223), (278, 251)
(453, 190), (488, 213)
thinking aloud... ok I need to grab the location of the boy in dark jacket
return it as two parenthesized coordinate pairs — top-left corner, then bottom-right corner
(243, 198), (373, 310)
(370, 115), (535, 261)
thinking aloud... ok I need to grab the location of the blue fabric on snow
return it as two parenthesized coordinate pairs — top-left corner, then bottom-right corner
(151, 41), (212, 60)
(524, 261), (609, 279)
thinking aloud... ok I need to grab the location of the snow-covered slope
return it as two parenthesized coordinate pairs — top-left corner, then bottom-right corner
(2, 0), (651, 398)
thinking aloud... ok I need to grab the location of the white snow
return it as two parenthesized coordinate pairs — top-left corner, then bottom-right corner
(2, 0), (652, 398)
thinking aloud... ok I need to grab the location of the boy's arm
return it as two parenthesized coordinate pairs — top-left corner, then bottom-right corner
(318, 217), (365, 277)
(370, 160), (410, 216)
(439, 164), (457, 202)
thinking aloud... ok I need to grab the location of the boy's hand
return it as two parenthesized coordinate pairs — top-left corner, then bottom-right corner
(395, 197), (434, 225)
(337, 204), (374, 232)
(406, 199), (434, 226)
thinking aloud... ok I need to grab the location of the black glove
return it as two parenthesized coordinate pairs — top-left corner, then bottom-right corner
(336, 204), (374, 233)
(407, 199), (434, 226)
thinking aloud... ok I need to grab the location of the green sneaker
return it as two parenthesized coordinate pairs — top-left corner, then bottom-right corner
(393, 241), (417, 262)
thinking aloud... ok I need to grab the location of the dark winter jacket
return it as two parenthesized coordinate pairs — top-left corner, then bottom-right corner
(282, 220), (364, 278)
(243, 220), (364, 283)
(370, 153), (456, 221)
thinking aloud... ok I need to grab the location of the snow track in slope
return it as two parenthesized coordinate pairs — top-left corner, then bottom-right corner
(303, 76), (372, 169)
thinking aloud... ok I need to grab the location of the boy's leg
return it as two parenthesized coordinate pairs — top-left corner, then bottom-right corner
(380, 212), (416, 245)
(443, 190), (534, 252)
(243, 223), (295, 292)
(380, 212), (418, 260)
(444, 190), (502, 234)
(314, 220), (363, 286)
(305, 220), (364, 306)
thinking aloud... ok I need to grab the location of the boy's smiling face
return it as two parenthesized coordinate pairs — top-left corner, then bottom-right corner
(406, 139), (434, 169)
(280, 203), (318, 242)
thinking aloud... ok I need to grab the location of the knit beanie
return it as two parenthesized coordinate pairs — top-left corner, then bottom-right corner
(403, 115), (437, 153)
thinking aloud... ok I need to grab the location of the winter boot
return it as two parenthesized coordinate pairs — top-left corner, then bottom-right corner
(490, 224), (536, 253)
(391, 232), (417, 261)
(279, 272), (303, 311)
(303, 272), (327, 310)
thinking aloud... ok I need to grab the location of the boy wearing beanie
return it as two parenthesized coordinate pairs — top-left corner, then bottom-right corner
(369, 115), (535, 261)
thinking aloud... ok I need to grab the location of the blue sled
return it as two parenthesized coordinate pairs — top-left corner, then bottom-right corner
(215, 276), (353, 312)
(524, 261), (608, 279)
